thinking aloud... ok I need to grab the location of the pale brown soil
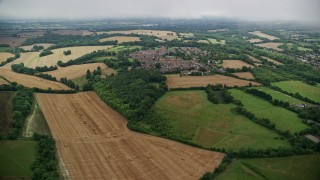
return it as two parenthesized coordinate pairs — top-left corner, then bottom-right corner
(45, 63), (107, 80)
(36, 92), (225, 180)
(222, 60), (254, 69)
(166, 74), (260, 89)
(261, 56), (283, 65)
(248, 38), (263, 43)
(246, 55), (261, 62)
(256, 42), (283, 51)
(0, 36), (27, 47)
(0, 52), (15, 63)
(0, 68), (70, 90)
(232, 72), (255, 80)
(97, 30), (179, 41)
(99, 36), (141, 43)
(179, 33), (194, 38)
(19, 43), (55, 51)
(0, 77), (8, 85)
(249, 31), (279, 40)
(52, 30), (94, 36)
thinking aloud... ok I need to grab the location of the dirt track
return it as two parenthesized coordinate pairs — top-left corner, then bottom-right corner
(166, 75), (260, 89)
(36, 92), (224, 179)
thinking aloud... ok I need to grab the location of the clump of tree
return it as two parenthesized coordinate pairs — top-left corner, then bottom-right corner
(32, 45), (44, 51)
(39, 50), (53, 57)
(63, 50), (71, 55)
(60, 77), (79, 90)
(11, 63), (57, 75)
(58, 50), (112, 67)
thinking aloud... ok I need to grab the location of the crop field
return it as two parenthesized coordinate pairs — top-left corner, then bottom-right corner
(0, 68), (70, 90)
(221, 60), (254, 69)
(17, 31), (45, 38)
(155, 90), (290, 150)
(45, 63), (107, 80)
(261, 56), (283, 65)
(272, 81), (320, 103)
(249, 31), (279, 40)
(0, 52), (15, 63)
(5, 45), (112, 68)
(166, 75), (260, 89)
(36, 92), (224, 179)
(229, 89), (308, 133)
(197, 40), (210, 44)
(0, 36), (27, 47)
(97, 29), (179, 41)
(0, 77), (8, 85)
(0, 92), (13, 134)
(252, 86), (309, 105)
(0, 140), (37, 178)
(232, 72), (255, 80)
(179, 32), (194, 38)
(19, 43), (55, 51)
(216, 154), (320, 180)
(248, 38), (263, 43)
(52, 29), (94, 36)
(208, 38), (226, 44)
(99, 36), (141, 43)
(246, 55), (261, 62)
(256, 42), (283, 51)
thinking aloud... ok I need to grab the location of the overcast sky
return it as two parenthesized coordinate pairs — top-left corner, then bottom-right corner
(0, 0), (319, 23)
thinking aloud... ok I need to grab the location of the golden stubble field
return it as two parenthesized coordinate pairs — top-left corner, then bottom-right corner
(232, 72), (255, 80)
(36, 92), (224, 180)
(249, 31), (279, 40)
(221, 60), (254, 69)
(4, 46), (112, 68)
(166, 74), (260, 89)
(0, 52), (15, 63)
(256, 42), (283, 51)
(99, 36), (141, 43)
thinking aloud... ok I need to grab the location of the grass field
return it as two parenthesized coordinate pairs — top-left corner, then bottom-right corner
(216, 154), (320, 180)
(252, 86), (309, 105)
(261, 56), (283, 65)
(99, 36), (141, 43)
(208, 38), (226, 44)
(155, 90), (290, 150)
(106, 45), (141, 52)
(229, 89), (308, 133)
(0, 140), (37, 178)
(272, 81), (320, 103)
(0, 92), (13, 134)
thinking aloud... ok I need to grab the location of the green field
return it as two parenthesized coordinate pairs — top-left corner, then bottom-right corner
(229, 89), (308, 133)
(106, 45), (141, 52)
(155, 90), (290, 150)
(252, 87), (308, 105)
(216, 154), (320, 180)
(0, 92), (13, 134)
(208, 38), (226, 44)
(272, 81), (320, 103)
(0, 140), (37, 178)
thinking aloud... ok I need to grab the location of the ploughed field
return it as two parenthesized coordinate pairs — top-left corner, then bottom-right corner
(166, 75), (260, 89)
(36, 92), (224, 180)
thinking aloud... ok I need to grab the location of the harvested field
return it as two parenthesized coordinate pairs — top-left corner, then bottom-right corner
(179, 33), (194, 38)
(256, 42), (283, 51)
(97, 29), (179, 41)
(0, 36), (27, 47)
(207, 29), (227, 32)
(0, 77), (8, 85)
(248, 38), (263, 43)
(5, 46), (112, 68)
(197, 40), (210, 44)
(246, 54), (261, 62)
(52, 30), (93, 36)
(19, 43), (55, 51)
(0, 52), (14, 63)
(232, 72), (255, 80)
(0, 68), (70, 90)
(254, 63), (263, 66)
(36, 92), (224, 180)
(166, 74), (260, 89)
(99, 36), (141, 43)
(261, 56), (283, 65)
(221, 60), (254, 69)
(249, 31), (278, 40)
(45, 63), (107, 80)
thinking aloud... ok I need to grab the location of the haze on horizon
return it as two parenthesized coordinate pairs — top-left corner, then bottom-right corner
(0, 0), (319, 23)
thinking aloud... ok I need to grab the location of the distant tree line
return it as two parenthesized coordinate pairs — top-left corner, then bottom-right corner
(11, 63), (57, 75)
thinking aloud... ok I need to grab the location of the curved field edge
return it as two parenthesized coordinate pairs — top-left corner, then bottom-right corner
(35, 92), (224, 180)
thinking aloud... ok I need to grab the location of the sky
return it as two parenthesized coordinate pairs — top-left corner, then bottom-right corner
(0, 0), (319, 23)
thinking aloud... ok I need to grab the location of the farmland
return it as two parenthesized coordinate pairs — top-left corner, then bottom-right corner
(221, 60), (254, 69)
(36, 92), (224, 179)
(256, 42), (283, 51)
(5, 45), (112, 68)
(155, 90), (290, 150)
(0, 77), (8, 85)
(0, 140), (37, 178)
(45, 63), (107, 80)
(208, 38), (226, 44)
(249, 31), (279, 40)
(0, 36), (27, 47)
(19, 43), (55, 51)
(232, 72), (255, 80)
(261, 56), (283, 65)
(0, 92), (13, 134)
(166, 75), (260, 89)
(248, 38), (263, 43)
(51, 29), (94, 36)
(272, 81), (320, 103)
(99, 36), (141, 43)
(216, 154), (320, 180)
(229, 89), (308, 133)
(246, 55), (261, 62)
(0, 52), (14, 63)
(0, 68), (70, 90)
